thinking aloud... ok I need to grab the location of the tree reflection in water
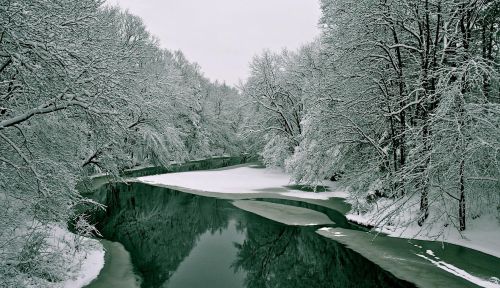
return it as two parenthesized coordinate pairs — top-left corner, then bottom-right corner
(233, 216), (411, 288)
(90, 182), (414, 288)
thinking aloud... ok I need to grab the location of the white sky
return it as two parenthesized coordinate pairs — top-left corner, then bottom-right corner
(106, 0), (321, 85)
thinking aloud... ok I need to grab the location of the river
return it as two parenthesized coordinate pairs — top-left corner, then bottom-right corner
(82, 159), (500, 288)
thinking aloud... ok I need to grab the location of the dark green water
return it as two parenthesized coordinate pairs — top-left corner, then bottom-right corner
(87, 182), (414, 288)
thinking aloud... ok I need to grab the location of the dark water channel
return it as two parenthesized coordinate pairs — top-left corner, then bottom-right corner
(86, 182), (415, 288)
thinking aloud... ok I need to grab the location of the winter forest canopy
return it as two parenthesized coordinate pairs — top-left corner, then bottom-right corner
(1, 0), (500, 286)
(244, 0), (500, 231)
(0, 0), (244, 285)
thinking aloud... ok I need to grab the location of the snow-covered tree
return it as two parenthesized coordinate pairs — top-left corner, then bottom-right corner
(245, 0), (500, 235)
(0, 1), (244, 284)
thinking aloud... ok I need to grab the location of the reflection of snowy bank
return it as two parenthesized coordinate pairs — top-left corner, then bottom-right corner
(85, 240), (141, 288)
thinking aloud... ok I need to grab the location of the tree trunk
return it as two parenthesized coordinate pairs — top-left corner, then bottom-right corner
(457, 7), (472, 231)
(459, 158), (466, 231)
(418, 119), (430, 226)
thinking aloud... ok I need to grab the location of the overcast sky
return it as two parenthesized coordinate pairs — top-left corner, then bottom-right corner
(107, 0), (321, 85)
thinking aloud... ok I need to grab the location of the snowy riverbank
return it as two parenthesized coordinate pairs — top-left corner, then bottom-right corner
(346, 196), (500, 259)
(23, 224), (105, 288)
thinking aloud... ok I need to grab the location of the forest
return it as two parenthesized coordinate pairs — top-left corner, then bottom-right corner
(0, 0), (245, 285)
(244, 0), (500, 234)
(1, 0), (499, 286)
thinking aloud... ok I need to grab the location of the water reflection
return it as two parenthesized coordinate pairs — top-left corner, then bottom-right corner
(90, 183), (414, 288)
(233, 219), (414, 288)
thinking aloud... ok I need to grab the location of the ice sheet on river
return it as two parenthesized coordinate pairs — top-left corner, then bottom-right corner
(135, 165), (348, 200)
(317, 227), (500, 288)
(232, 200), (335, 226)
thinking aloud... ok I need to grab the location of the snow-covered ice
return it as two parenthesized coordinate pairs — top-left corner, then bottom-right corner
(317, 227), (500, 288)
(136, 165), (348, 200)
(232, 200), (334, 226)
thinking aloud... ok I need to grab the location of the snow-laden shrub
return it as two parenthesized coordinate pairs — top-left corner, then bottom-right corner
(285, 139), (337, 185)
(261, 136), (293, 167)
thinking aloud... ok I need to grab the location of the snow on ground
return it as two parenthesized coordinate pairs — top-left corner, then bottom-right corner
(136, 165), (348, 200)
(347, 196), (500, 259)
(24, 223), (105, 288)
(52, 224), (105, 288)
(61, 243), (104, 288)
